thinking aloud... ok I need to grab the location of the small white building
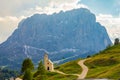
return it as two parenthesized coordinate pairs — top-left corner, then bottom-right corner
(15, 78), (22, 80)
(44, 53), (54, 71)
(9, 77), (15, 80)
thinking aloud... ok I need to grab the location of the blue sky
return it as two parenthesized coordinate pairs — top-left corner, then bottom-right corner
(0, 0), (120, 43)
(80, 0), (120, 16)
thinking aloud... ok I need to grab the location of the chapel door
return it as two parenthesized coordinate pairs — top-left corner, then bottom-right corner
(47, 67), (50, 70)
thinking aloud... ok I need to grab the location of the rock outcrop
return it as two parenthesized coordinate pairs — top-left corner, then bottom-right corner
(0, 8), (112, 69)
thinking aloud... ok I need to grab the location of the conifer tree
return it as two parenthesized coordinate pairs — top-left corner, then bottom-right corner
(21, 58), (34, 73)
(37, 61), (46, 75)
(23, 69), (33, 80)
(34, 61), (46, 80)
(114, 38), (119, 45)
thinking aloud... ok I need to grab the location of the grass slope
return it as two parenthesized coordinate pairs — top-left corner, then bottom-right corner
(85, 44), (120, 79)
(46, 72), (77, 80)
(55, 59), (82, 74)
(33, 59), (81, 80)
(29, 71), (77, 80)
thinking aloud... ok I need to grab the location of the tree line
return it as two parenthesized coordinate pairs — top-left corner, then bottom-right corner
(21, 58), (46, 80)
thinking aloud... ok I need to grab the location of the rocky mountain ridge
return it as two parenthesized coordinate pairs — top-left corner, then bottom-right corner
(0, 8), (112, 69)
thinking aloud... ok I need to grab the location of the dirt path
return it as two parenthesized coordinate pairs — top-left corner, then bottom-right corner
(54, 59), (88, 79)
(54, 70), (79, 76)
(15, 78), (22, 80)
(16, 59), (88, 80)
(77, 59), (88, 79)
(54, 70), (67, 75)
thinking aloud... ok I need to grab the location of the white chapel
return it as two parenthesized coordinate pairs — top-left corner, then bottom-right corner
(44, 53), (54, 71)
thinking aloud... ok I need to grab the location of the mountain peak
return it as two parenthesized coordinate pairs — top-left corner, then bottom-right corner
(0, 8), (112, 69)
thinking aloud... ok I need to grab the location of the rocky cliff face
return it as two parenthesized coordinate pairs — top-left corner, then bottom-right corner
(0, 8), (112, 69)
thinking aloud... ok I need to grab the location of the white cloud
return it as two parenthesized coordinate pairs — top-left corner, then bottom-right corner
(0, 0), (119, 44)
(96, 14), (120, 42)
(0, 0), (87, 43)
(0, 0), (36, 16)
(0, 16), (25, 43)
(21, 0), (87, 16)
(0, 0), (83, 16)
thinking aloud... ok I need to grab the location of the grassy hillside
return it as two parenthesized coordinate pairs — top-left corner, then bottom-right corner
(20, 44), (120, 80)
(33, 59), (81, 80)
(85, 44), (120, 79)
(55, 59), (82, 74)
(33, 71), (77, 80)
(45, 72), (77, 80)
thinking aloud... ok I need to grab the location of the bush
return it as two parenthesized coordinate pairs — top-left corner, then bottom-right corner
(23, 69), (33, 80)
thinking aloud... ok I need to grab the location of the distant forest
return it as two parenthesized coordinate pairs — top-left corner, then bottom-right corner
(0, 67), (18, 80)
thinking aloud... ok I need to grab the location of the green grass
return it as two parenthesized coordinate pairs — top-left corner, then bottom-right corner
(85, 44), (120, 79)
(46, 72), (77, 80)
(19, 44), (120, 80)
(33, 59), (81, 80)
(55, 59), (82, 74)
(33, 71), (77, 80)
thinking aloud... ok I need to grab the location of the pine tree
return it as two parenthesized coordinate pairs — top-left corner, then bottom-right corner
(114, 38), (119, 45)
(37, 61), (46, 75)
(34, 61), (46, 80)
(21, 58), (34, 73)
(23, 69), (33, 80)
